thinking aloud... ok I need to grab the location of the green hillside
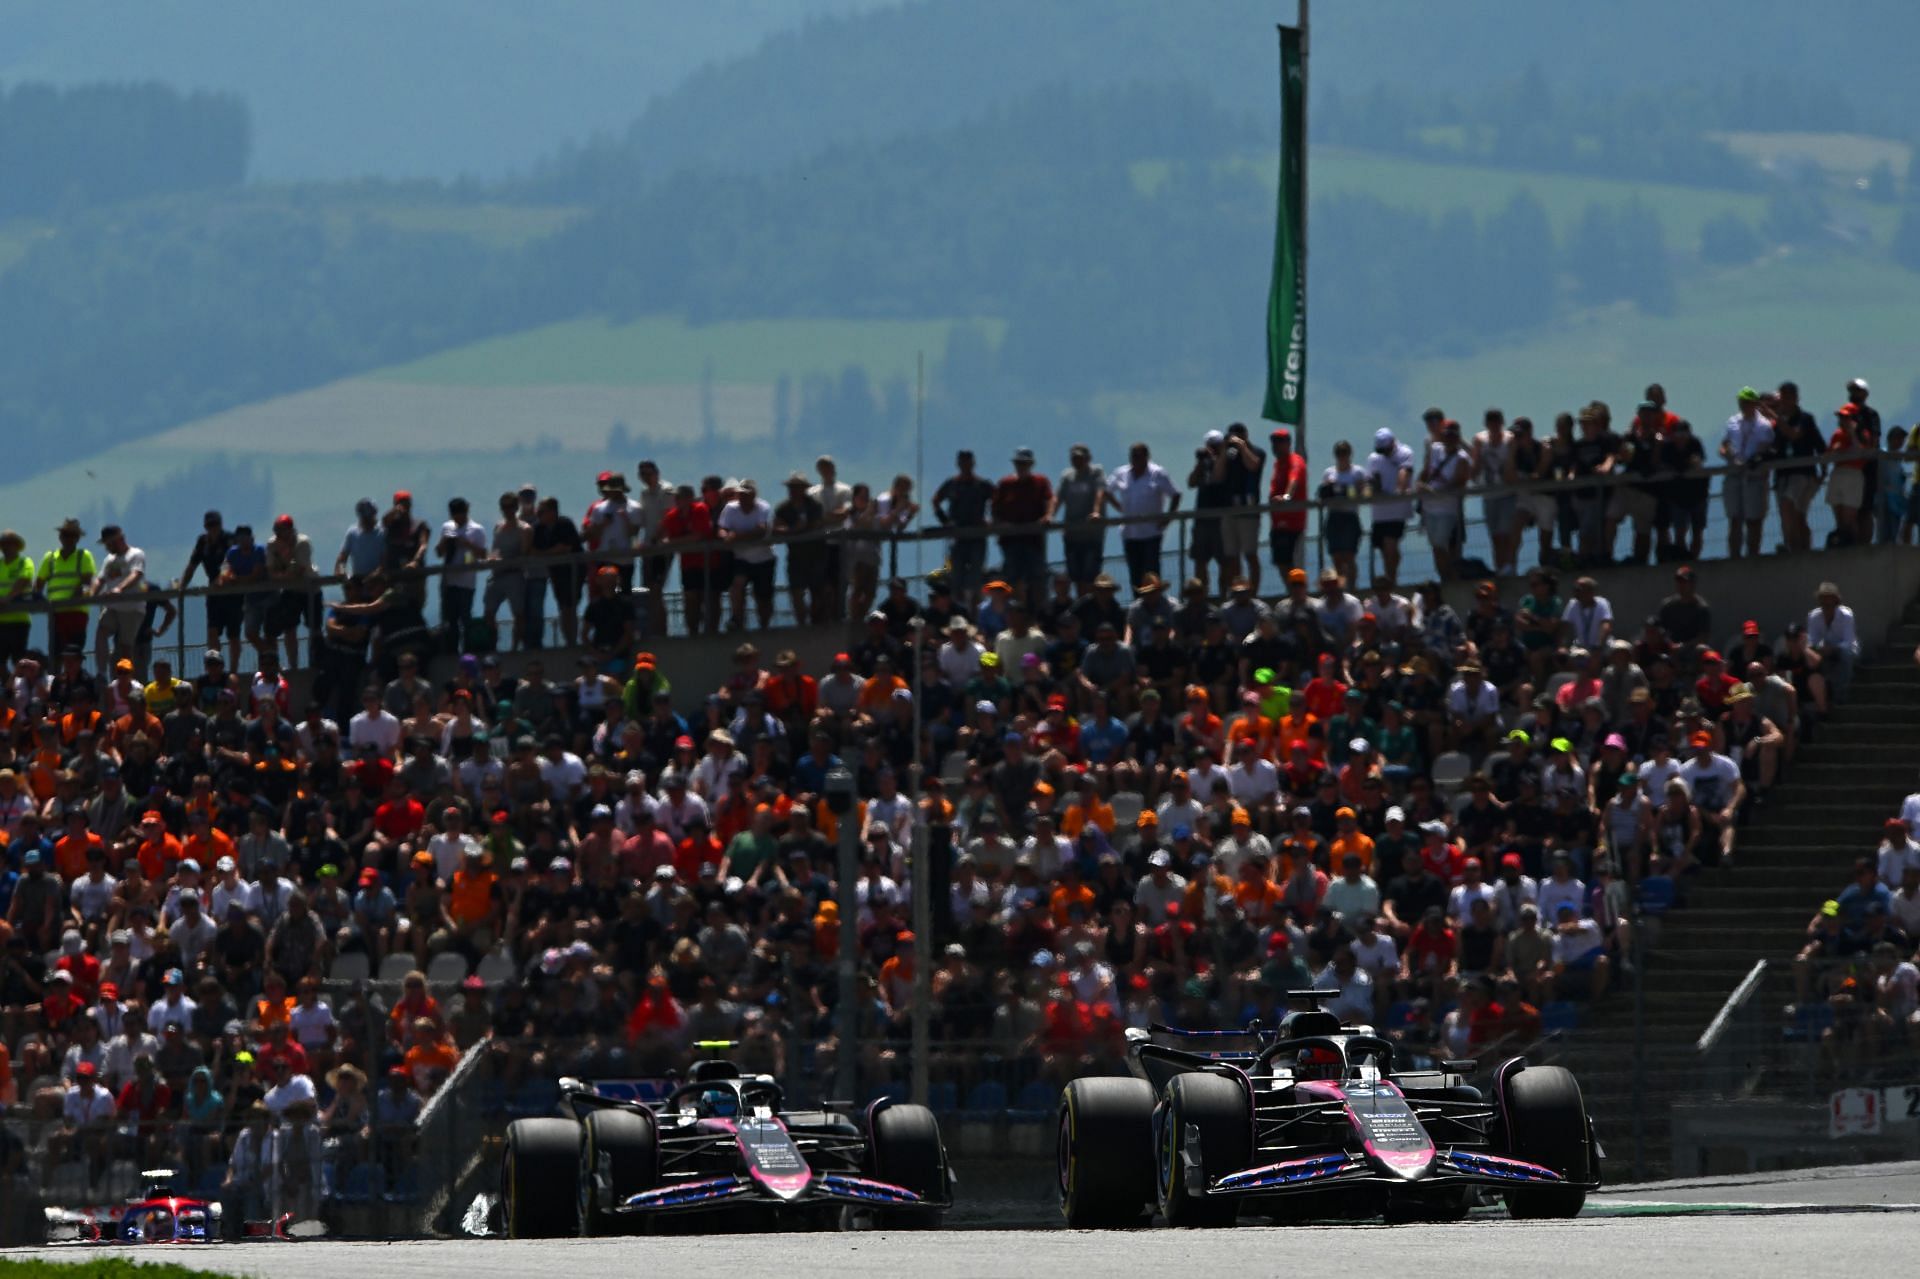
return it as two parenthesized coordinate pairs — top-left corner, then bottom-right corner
(371, 315), (1002, 388)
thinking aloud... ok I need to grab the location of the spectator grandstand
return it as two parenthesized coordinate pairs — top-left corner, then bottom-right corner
(0, 376), (1909, 1226)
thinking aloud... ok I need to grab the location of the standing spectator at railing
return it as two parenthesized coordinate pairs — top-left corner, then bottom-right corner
(1266, 427), (1308, 576)
(1504, 418), (1552, 566)
(1720, 388), (1775, 559)
(182, 510), (243, 669)
(1472, 409), (1518, 576)
(774, 473), (829, 627)
(633, 460), (674, 598)
(1417, 420), (1469, 581)
(1844, 378), (1882, 546)
(1568, 403), (1617, 564)
(332, 500), (385, 580)
(1364, 429), (1416, 585)
(583, 470), (642, 595)
(1216, 423), (1267, 596)
(992, 447), (1051, 611)
(1105, 442), (1181, 593)
(1805, 581), (1859, 699)
(1657, 416), (1709, 562)
(483, 492), (531, 650)
(808, 455), (853, 622)
(1308, 441), (1364, 589)
(433, 498), (486, 642)
(38, 517), (96, 658)
(717, 481), (775, 632)
(1770, 382), (1823, 555)
(1609, 405), (1662, 567)
(1050, 444), (1108, 594)
(91, 524), (148, 677)
(1827, 404), (1870, 545)
(655, 485), (710, 638)
(933, 450), (994, 610)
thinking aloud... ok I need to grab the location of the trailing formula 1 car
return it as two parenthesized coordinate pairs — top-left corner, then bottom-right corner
(1058, 993), (1599, 1227)
(40, 1168), (310, 1243)
(498, 1044), (952, 1237)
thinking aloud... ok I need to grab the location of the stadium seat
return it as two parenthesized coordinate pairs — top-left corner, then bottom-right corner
(377, 953), (418, 983)
(383, 1166), (423, 1204)
(1540, 1000), (1581, 1033)
(329, 952), (371, 983)
(330, 1163), (381, 1205)
(1011, 1080), (1057, 1117)
(474, 948), (518, 986)
(939, 750), (970, 783)
(425, 951), (469, 986)
(962, 1080), (1008, 1114)
(1427, 751), (1471, 795)
(1107, 791), (1144, 831)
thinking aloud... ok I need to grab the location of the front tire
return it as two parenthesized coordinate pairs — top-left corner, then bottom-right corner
(1501, 1066), (1592, 1219)
(871, 1104), (948, 1227)
(503, 1118), (582, 1239)
(580, 1109), (659, 1236)
(1058, 1077), (1156, 1228)
(1159, 1074), (1249, 1229)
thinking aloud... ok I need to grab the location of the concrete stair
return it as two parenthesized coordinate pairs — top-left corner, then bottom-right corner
(1543, 600), (1920, 1180)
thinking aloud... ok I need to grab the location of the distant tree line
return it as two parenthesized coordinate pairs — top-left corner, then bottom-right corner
(0, 82), (248, 218)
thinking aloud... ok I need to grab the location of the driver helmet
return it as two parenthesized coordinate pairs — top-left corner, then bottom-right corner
(698, 1087), (739, 1118)
(1294, 1045), (1342, 1080)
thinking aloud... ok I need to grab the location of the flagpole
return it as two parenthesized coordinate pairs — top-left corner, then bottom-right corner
(1297, 0), (1309, 461)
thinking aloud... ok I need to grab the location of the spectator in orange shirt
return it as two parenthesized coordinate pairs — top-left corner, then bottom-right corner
(1273, 702), (1318, 760)
(1178, 686), (1223, 758)
(132, 812), (183, 880)
(1058, 773), (1113, 840)
(401, 1017), (460, 1094)
(252, 970), (296, 1033)
(1233, 853), (1285, 927)
(54, 809), (103, 881)
(1225, 691), (1275, 755)
(181, 809), (236, 873)
(1049, 863), (1097, 927)
(446, 845), (501, 949)
(387, 970), (445, 1044)
(109, 692), (165, 755)
(1329, 807), (1375, 874)
(761, 650), (818, 725)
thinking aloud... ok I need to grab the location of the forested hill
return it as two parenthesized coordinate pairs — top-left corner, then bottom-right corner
(535, 0), (1920, 191)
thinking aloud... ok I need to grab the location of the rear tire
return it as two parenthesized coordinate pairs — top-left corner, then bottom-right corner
(871, 1104), (948, 1227)
(1159, 1074), (1249, 1229)
(503, 1118), (582, 1239)
(1500, 1066), (1591, 1219)
(580, 1109), (659, 1236)
(1058, 1077), (1156, 1228)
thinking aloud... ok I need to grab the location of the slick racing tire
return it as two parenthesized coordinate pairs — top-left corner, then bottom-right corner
(580, 1108), (660, 1236)
(1058, 1076), (1156, 1228)
(1159, 1074), (1250, 1229)
(871, 1103), (949, 1227)
(503, 1117), (582, 1239)
(1501, 1066), (1592, 1219)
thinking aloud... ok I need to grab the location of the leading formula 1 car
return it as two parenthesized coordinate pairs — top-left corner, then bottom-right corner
(498, 1044), (952, 1237)
(1058, 993), (1599, 1227)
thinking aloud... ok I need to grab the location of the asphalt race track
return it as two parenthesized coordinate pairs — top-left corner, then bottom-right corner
(11, 1164), (1920, 1278)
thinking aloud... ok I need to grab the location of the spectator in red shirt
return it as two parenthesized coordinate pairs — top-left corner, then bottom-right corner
(1403, 905), (1457, 1000)
(1418, 821), (1465, 884)
(991, 447), (1052, 610)
(659, 483), (715, 636)
(1694, 649), (1739, 713)
(1301, 653), (1349, 721)
(116, 1053), (173, 1163)
(1267, 426), (1309, 574)
(674, 817), (724, 880)
(54, 931), (100, 1002)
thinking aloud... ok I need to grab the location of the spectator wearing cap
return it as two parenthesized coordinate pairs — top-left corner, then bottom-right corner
(930, 449), (994, 610)
(1364, 428), (1418, 582)
(90, 524), (148, 677)
(46, 1058), (116, 1192)
(260, 513), (318, 669)
(772, 471), (829, 626)
(1806, 581), (1859, 698)
(1676, 729), (1743, 868)
(1719, 386), (1775, 558)
(38, 516), (96, 657)
(990, 447), (1051, 610)
(1445, 661), (1499, 756)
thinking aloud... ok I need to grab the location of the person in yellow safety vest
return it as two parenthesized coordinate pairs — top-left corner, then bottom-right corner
(37, 517), (94, 658)
(0, 530), (35, 664)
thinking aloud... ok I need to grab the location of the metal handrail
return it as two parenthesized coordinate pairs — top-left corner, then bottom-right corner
(1695, 958), (1769, 1054)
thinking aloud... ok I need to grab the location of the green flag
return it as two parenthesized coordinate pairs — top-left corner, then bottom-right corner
(1262, 24), (1307, 428)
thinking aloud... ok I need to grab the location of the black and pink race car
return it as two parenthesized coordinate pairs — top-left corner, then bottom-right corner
(1058, 993), (1599, 1227)
(497, 1048), (951, 1237)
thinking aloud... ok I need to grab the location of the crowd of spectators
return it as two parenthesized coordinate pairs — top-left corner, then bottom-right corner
(0, 378), (1893, 1223)
(1798, 743), (1920, 1075)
